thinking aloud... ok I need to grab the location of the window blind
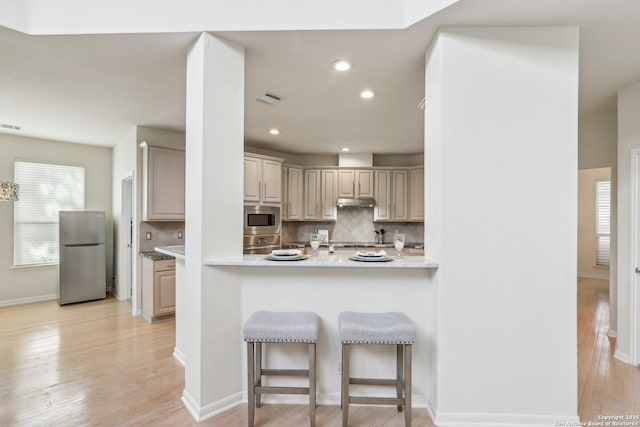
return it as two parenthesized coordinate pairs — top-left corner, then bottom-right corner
(14, 161), (85, 266)
(595, 180), (611, 267)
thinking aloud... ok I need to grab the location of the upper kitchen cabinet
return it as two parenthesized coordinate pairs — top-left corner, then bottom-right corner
(304, 169), (338, 221)
(409, 168), (424, 221)
(337, 169), (374, 199)
(140, 142), (185, 221)
(374, 169), (408, 222)
(244, 153), (283, 204)
(282, 166), (303, 220)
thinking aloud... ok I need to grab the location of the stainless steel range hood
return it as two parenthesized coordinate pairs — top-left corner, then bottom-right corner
(336, 197), (377, 208)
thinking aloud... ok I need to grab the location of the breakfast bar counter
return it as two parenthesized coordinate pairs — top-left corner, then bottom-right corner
(196, 248), (438, 411)
(203, 253), (438, 269)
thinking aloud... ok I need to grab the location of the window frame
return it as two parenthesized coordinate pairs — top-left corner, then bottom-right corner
(13, 159), (86, 268)
(595, 179), (611, 268)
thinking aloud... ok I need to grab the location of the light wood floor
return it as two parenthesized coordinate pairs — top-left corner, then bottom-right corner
(0, 279), (636, 426)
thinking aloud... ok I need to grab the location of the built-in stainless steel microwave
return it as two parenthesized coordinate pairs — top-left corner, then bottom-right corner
(243, 205), (281, 235)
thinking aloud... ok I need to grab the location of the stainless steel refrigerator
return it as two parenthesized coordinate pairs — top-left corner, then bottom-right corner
(58, 211), (106, 305)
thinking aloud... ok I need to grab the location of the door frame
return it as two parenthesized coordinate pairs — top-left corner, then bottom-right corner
(629, 148), (640, 365)
(120, 173), (134, 302)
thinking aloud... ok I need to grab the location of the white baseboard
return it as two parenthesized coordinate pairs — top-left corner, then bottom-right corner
(0, 293), (58, 307)
(182, 389), (243, 422)
(578, 273), (609, 280)
(614, 349), (632, 365)
(606, 328), (617, 338)
(132, 308), (142, 316)
(435, 411), (580, 426)
(173, 347), (186, 366)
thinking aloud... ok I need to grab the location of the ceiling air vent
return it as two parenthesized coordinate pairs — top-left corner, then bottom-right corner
(256, 92), (284, 106)
(1, 123), (22, 131)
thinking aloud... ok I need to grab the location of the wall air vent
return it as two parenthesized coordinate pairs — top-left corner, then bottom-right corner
(1, 123), (22, 131)
(256, 92), (284, 106)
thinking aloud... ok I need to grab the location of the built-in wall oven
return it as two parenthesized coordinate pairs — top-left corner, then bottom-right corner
(243, 205), (281, 254)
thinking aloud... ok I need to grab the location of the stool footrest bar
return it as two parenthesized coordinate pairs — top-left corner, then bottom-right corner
(350, 396), (405, 405)
(262, 369), (309, 377)
(349, 378), (398, 386)
(257, 386), (310, 395)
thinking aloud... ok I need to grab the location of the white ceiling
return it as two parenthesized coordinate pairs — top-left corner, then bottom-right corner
(1, 0), (640, 154)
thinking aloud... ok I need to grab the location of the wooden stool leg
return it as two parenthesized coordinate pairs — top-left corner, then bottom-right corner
(341, 343), (350, 427)
(396, 344), (404, 412)
(309, 343), (316, 427)
(256, 342), (262, 408)
(247, 342), (255, 427)
(404, 344), (412, 427)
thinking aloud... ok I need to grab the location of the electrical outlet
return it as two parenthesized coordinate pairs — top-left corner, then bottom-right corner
(146, 232), (152, 240)
(336, 362), (341, 376)
(178, 231), (183, 239)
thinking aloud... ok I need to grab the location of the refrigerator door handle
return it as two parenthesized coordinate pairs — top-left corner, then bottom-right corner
(64, 243), (103, 248)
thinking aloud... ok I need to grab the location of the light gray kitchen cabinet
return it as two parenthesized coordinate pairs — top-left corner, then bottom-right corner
(282, 166), (303, 220)
(140, 142), (185, 221)
(409, 168), (424, 221)
(142, 257), (176, 323)
(337, 169), (374, 199)
(374, 169), (408, 221)
(304, 169), (338, 221)
(244, 153), (283, 204)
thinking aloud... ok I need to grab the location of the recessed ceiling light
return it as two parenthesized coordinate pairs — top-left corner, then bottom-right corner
(341, 147), (350, 152)
(332, 59), (351, 72)
(360, 89), (375, 99)
(269, 128), (280, 135)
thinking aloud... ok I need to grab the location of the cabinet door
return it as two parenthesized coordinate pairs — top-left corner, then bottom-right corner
(287, 167), (304, 220)
(321, 170), (338, 220)
(281, 167), (289, 219)
(410, 168), (424, 221)
(337, 170), (355, 198)
(154, 270), (176, 316)
(262, 160), (282, 203)
(244, 157), (262, 202)
(355, 170), (374, 198)
(374, 170), (392, 221)
(147, 147), (185, 220)
(304, 169), (321, 220)
(392, 170), (409, 221)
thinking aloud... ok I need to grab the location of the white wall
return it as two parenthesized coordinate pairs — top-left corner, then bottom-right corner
(425, 27), (579, 425)
(579, 111), (617, 170)
(578, 167), (611, 279)
(0, 133), (112, 305)
(615, 80), (640, 362)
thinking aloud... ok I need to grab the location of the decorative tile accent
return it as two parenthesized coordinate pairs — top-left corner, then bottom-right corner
(282, 207), (424, 244)
(139, 222), (185, 252)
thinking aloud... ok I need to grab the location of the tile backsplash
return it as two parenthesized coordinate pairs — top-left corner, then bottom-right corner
(282, 207), (424, 244)
(139, 221), (185, 252)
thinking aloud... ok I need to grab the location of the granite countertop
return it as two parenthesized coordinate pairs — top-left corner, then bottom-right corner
(284, 241), (424, 249)
(155, 245), (185, 260)
(140, 250), (175, 261)
(204, 254), (437, 269)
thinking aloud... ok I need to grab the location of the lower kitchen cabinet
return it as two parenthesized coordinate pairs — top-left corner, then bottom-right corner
(142, 257), (176, 322)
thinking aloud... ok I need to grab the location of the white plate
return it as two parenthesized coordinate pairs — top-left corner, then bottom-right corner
(271, 249), (302, 256)
(349, 255), (394, 262)
(266, 255), (309, 261)
(355, 251), (387, 258)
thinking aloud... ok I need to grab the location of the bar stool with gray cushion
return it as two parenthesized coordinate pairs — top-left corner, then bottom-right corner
(243, 311), (320, 427)
(339, 311), (416, 427)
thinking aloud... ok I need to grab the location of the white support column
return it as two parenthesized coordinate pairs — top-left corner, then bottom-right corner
(425, 27), (580, 426)
(182, 32), (245, 422)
